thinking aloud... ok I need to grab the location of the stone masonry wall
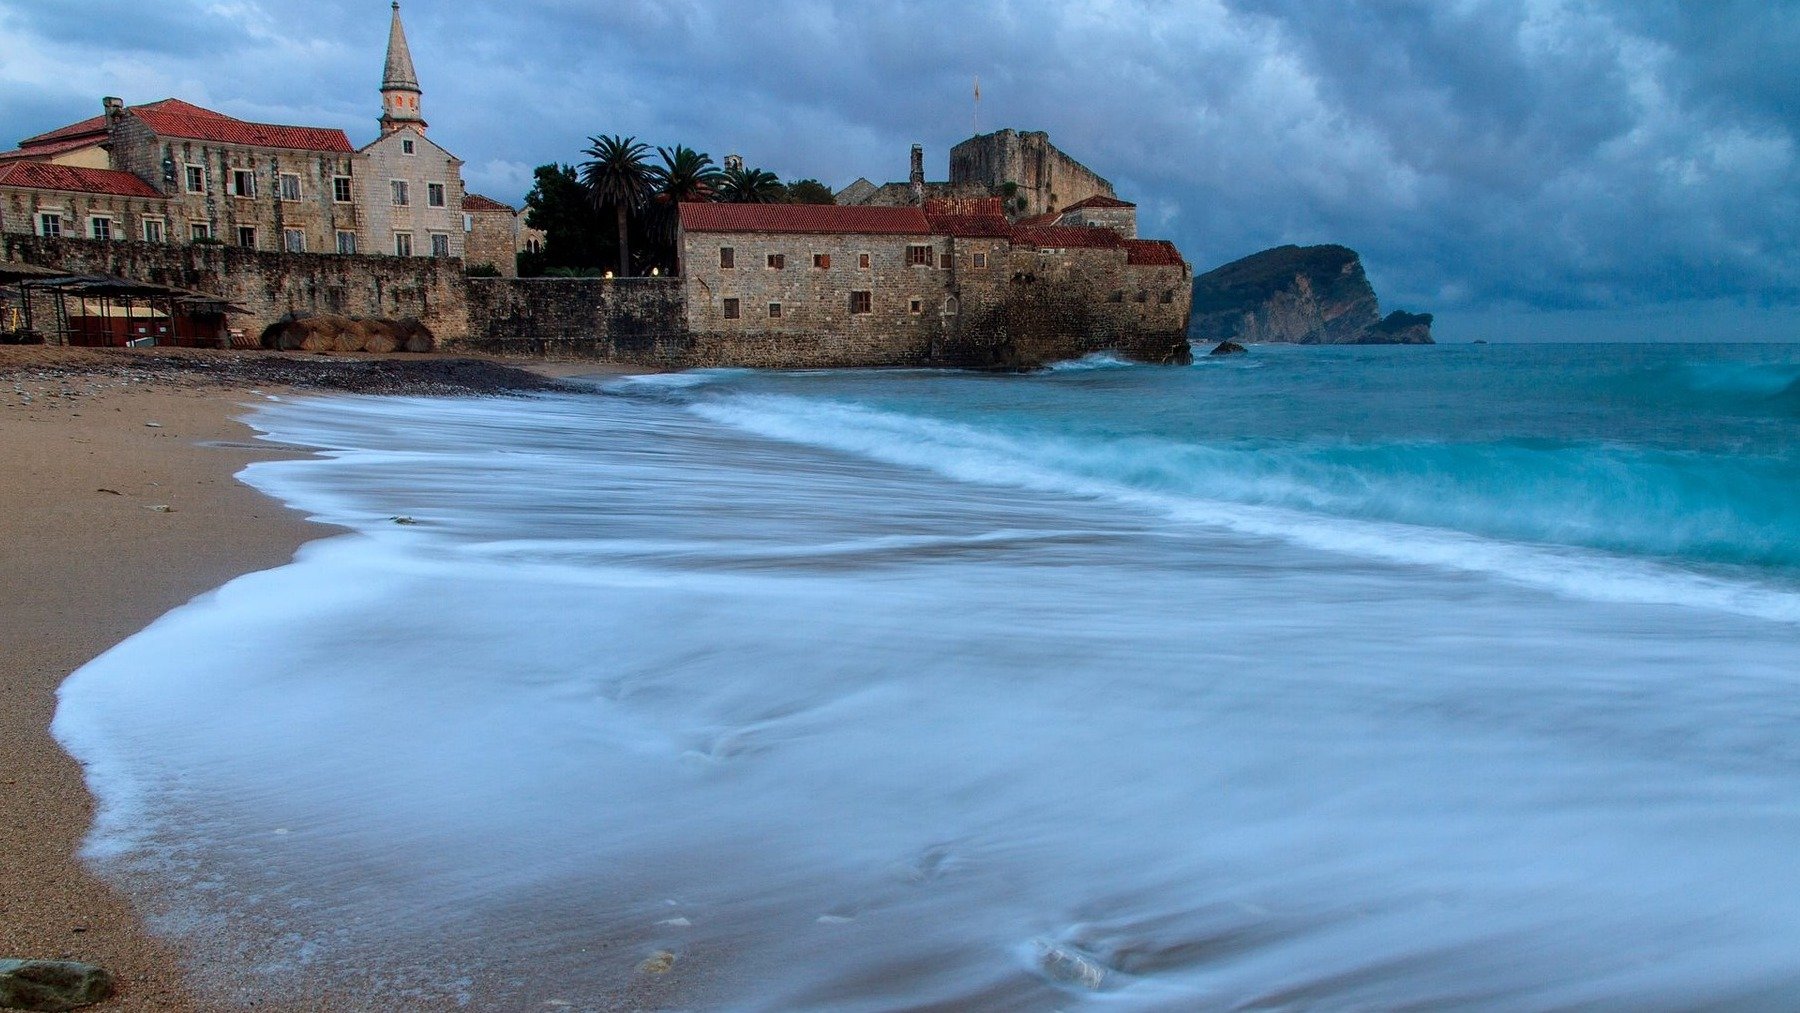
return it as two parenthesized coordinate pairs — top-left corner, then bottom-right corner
(463, 277), (685, 361)
(463, 210), (519, 276)
(2, 185), (171, 244)
(3, 234), (468, 342)
(950, 130), (1116, 218)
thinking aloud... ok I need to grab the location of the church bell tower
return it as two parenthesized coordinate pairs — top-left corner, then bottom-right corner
(379, 1), (425, 135)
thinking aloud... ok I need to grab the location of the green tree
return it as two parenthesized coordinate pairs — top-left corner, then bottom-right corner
(783, 178), (836, 205)
(522, 163), (611, 275)
(718, 166), (786, 204)
(650, 145), (724, 203)
(580, 135), (655, 276)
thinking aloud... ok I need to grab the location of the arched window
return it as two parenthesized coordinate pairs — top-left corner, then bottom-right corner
(942, 296), (960, 315)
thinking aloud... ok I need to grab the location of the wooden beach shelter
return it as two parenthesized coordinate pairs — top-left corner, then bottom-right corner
(0, 272), (247, 347)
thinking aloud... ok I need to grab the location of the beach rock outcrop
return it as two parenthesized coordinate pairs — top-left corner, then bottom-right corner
(1189, 244), (1433, 345)
(258, 313), (436, 354)
(0, 959), (114, 1011)
(1208, 340), (1247, 355)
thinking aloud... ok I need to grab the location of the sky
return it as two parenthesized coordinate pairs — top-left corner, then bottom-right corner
(2, 0), (1797, 341)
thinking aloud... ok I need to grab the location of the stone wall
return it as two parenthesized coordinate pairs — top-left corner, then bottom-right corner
(463, 209), (519, 276)
(463, 277), (685, 361)
(950, 130), (1116, 218)
(3, 234), (468, 341)
(1, 185), (170, 244)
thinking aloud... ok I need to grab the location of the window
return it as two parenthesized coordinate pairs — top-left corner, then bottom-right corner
(939, 253), (952, 269)
(391, 180), (409, 206)
(142, 218), (165, 243)
(430, 232), (450, 258)
(394, 232), (413, 257)
(336, 230), (356, 255)
(1160, 290), (1174, 304)
(766, 252), (785, 269)
(1135, 290), (1148, 303)
(850, 290), (872, 314)
(401, 138), (416, 155)
(722, 297), (741, 320)
(184, 165), (204, 193)
(463, 213), (473, 232)
(719, 246), (735, 269)
(284, 228), (306, 253)
(190, 222), (211, 242)
(972, 252), (987, 269)
(1108, 290), (1124, 303)
(858, 252), (871, 269)
(943, 296), (960, 315)
(333, 176), (353, 203)
(231, 169), (255, 197)
(236, 226), (257, 248)
(427, 182), (446, 208)
(37, 212), (61, 238)
(525, 237), (542, 254)
(909, 298), (922, 315)
(812, 253), (831, 269)
(88, 216), (113, 241)
(767, 302), (782, 319)
(906, 244), (932, 266)
(279, 173), (301, 201)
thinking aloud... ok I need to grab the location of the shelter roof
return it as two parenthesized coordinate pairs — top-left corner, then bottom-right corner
(679, 202), (931, 236)
(0, 161), (164, 198)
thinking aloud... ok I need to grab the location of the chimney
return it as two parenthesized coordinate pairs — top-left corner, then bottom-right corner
(909, 144), (925, 204)
(103, 96), (124, 121)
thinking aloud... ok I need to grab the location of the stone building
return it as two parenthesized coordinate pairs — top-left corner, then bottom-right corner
(839, 129), (1119, 221)
(462, 193), (542, 276)
(677, 196), (1190, 367)
(0, 161), (170, 244)
(0, 2), (532, 267)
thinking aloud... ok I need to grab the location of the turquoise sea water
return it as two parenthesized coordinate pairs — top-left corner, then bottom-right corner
(56, 343), (1800, 1009)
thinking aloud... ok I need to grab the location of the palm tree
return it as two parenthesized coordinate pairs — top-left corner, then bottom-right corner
(580, 134), (654, 276)
(649, 145), (724, 204)
(718, 166), (786, 204)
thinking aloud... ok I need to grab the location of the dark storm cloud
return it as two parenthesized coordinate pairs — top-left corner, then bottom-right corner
(2, 0), (1796, 321)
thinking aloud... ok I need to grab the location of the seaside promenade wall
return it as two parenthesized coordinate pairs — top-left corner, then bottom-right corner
(462, 277), (687, 363)
(2, 234), (468, 342)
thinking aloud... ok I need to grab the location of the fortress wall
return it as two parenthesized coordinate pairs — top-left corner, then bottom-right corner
(3, 233), (468, 341)
(950, 130), (1116, 218)
(462, 276), (686, 361)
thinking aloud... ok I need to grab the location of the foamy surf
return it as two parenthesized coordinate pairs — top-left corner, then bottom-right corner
(54, 343), (1800, 1009)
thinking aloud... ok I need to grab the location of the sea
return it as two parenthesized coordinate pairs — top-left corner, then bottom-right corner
(54, 342), (1800, 1010)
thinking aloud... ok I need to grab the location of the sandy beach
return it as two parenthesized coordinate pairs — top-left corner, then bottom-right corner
(0, 347), (581, 1011)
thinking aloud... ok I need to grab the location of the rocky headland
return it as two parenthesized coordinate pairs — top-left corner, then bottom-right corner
(1189, 244), (1434, 345)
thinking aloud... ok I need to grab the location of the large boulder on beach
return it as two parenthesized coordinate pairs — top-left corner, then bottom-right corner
(395, 317), (435, 353)
(0, 959), (114, 1011)
(257, 314), (430, 354)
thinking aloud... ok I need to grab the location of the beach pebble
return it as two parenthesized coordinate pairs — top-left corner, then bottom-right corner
(0, 958), (115, 1011)
(390, 515), (417, 525)
(1033, 940), (1108, 990)
(143, 421), (162, 428)
(147, 505), (174, 513)
(638, 951), (676, 975)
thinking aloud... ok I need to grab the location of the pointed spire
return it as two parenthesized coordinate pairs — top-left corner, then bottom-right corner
(379, 1), (425, 134)
(383, 2), (420, 94)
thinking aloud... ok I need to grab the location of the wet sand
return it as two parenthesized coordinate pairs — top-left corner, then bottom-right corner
(0, 347), (603, 1010)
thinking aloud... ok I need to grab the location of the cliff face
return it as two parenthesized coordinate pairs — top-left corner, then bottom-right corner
(1189, 244), (1433, 345)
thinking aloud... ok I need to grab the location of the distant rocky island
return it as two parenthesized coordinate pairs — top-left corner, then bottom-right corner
(1189, 244), (1434, 345)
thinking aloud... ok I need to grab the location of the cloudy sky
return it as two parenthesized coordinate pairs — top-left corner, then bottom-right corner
(3, 0), (1797, 340)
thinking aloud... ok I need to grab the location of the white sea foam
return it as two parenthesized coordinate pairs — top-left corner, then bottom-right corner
(53, 371), (1800, 1008)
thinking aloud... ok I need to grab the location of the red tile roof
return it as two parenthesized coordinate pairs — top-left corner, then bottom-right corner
(18, 98), (352, 154)
(0, 161), (163, 198)
(463, 193), (516, 213)
(0, 135), (106, 163)
(1124, 239), (1185, 267)
(1013, 212), (1059, 228)
(922, 196), (1012, 237)
(679, 202), (930, 235)
(1062, 194), (1136, 211)
(1011, 225), (1128, 250)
